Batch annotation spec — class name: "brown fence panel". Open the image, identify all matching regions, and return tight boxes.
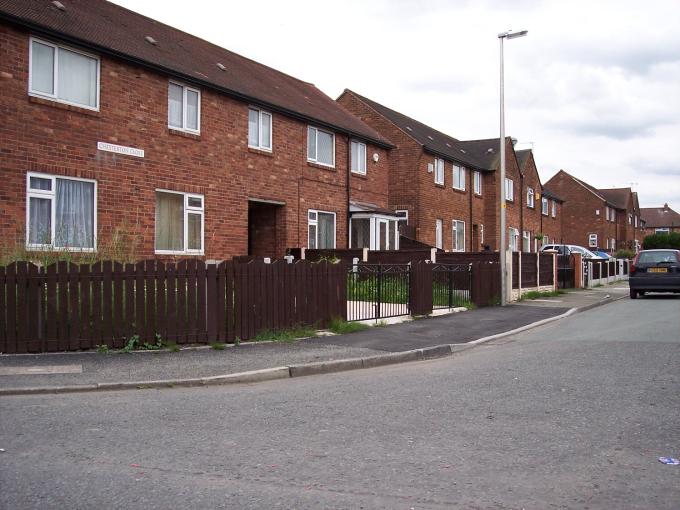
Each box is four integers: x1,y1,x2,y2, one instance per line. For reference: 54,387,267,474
176,260,187,344
135,262,146,342
57,261,69,351
367,250,431,265
522,254,538,288
113,262,125,347
156,261,167,344
512,253,519,289
470,262,501,307
79,264,92,349
27,263,41,352
410,261,433,315
44,264,57,351
539,254,554,285
102,261,114,348
436,252,499,264
124,263,135,341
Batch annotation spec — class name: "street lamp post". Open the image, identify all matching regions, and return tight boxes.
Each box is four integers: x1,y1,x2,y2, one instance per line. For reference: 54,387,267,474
498,29,527,306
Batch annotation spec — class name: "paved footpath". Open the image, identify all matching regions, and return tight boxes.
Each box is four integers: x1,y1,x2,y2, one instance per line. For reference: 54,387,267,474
0,284,626,392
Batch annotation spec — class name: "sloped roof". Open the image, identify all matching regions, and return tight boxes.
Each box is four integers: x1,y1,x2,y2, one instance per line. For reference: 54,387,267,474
640,205,680,228
0,0,391,147
516,149,532,170
599,188,632,210
542,188,563,202
342,90,494,169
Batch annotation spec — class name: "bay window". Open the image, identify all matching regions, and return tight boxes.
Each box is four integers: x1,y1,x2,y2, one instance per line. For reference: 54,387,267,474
26,173,96,250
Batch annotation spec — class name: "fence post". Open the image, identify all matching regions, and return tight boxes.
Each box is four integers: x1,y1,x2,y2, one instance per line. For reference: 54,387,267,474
518,251,522,299
552,253,557,291
430,248,437,263
300,247,306,260
362,247,368,262
376,263,382,319
536,252,540,288
505,250,513,303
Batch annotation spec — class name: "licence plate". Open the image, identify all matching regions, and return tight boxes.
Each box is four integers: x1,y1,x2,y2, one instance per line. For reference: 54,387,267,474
649,267,668,273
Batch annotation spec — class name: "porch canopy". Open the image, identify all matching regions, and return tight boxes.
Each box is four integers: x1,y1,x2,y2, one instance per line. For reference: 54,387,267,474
349,201,401,250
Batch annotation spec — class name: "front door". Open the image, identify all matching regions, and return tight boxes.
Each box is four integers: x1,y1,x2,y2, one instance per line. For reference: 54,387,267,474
377,219,389,250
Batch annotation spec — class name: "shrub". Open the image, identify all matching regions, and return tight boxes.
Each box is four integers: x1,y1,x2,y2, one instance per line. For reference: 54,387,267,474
614,249,635,260
642,232,680,250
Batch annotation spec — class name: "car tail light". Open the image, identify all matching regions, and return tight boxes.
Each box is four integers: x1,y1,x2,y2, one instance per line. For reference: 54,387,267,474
631,254,640,274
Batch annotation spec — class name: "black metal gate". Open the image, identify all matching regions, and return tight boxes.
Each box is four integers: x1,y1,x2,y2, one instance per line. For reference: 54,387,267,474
347,263,410,321
557,255,575,289
432,264,471,309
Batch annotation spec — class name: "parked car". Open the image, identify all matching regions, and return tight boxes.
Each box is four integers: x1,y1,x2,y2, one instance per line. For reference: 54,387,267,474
629,249,680,299
592,250,614,260
540,244,606,259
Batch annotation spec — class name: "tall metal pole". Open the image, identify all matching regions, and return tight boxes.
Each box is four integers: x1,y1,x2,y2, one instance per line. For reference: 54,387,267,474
499,35,507,306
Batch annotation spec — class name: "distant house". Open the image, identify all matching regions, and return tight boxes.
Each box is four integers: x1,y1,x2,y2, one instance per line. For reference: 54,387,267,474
544,170,643,252
338,89,534,252
0,0,395,260
641,204,680,236
515,149,563,250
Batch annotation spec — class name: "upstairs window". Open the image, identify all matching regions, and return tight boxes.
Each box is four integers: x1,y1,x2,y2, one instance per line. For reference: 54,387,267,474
505,178,514,202
26,173,96,250
29,37,99,110
551,200,557,217
628,214,633,225
350,141,367,174
541,197,549,215
168,82,200,133
307,127,335,167
248,108,272,150
527,188,535,208
452,165,465,190
434,158,444,185
473,171,482,195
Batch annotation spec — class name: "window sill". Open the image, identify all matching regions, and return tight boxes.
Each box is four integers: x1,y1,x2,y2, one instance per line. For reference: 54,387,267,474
26,245,96,253
169,128,201,140
452,187,466,194
307,161,336,171
155,251,205,256
248,147,274,157
28,95,100,117
434,183,445,188
351,172,368,180
474,193,483,199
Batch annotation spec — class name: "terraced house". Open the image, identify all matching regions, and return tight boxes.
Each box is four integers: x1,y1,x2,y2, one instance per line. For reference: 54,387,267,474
338,90,560,252
0,0,397,260
545,170,643,252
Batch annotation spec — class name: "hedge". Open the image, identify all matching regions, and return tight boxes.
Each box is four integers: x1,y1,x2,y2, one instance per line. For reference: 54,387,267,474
642,232,680,250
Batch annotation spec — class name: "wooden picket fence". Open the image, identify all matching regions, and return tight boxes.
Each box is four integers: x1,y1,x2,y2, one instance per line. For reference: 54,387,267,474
0,259,345,353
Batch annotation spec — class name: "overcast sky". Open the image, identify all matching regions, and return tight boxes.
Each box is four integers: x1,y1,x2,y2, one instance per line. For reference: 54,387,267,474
112,0,680,210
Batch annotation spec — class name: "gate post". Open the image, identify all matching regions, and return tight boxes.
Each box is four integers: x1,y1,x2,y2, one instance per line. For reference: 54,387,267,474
409,261,433,316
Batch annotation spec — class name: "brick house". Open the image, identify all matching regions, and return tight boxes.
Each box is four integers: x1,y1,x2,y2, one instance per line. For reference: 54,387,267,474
0,0,395,261
641,204,680,236
515,149,563,251
544,170,641,252
338,89,530,252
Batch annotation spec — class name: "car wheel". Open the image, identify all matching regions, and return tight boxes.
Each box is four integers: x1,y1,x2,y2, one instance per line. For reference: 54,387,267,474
630,289,638,300
639,291,646,296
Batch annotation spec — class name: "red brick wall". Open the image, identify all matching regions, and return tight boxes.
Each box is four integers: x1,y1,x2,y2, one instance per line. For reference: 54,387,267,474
520,153,543,251
0,24,387,259
544,171,617,249
540,200,563,245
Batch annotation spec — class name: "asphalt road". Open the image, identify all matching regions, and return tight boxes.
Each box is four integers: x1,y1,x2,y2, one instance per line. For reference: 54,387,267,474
1,295,679,509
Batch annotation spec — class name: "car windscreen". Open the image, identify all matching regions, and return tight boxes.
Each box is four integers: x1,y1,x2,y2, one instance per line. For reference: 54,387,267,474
637,251,679,264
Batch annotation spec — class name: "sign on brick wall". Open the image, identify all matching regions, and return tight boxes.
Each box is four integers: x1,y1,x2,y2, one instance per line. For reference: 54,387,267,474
97,141,144,158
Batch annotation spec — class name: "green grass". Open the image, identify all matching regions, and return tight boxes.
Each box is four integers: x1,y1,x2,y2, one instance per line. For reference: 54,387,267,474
518,289,565,301
210,342,225,350
252,324,317,342
347,275,409,304
327,317,369,334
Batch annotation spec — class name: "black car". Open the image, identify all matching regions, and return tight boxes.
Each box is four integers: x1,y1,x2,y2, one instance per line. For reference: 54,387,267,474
629,249,680,299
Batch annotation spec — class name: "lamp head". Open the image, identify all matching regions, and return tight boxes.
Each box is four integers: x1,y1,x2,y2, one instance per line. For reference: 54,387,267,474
498,29,528,39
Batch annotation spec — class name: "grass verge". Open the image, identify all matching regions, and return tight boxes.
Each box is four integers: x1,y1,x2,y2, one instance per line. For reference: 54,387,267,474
252,324,318,343
327,317,369,334
518,289,565,301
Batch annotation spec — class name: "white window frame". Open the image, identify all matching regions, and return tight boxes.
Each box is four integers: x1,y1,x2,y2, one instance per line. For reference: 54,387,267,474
350,140,367,175
248,107,272,151
509,227,520,251
154,189,205,255
522,230,531,253
473,171,482,195
452,219,465,252
434,158,444,185
551,200,557,218
307,127,336,168
168,81,201,134
588,233,598,248
26,172,98,252
655,228,670,234
541,197,549,216
480,224,484,245
527,188,535,208
307,209,336,249
28,36,101,111
634,215,638,228
452,165,465,191
628,214,632,225
395,210,409,224
505,178,514,202
435,219,443,249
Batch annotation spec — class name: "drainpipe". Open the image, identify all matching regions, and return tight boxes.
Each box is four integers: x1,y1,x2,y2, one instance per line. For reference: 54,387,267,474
346,135,351,249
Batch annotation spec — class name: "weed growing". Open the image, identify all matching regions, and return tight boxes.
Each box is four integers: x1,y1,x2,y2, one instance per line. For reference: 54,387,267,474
252,324,317,342
327,317,369,334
